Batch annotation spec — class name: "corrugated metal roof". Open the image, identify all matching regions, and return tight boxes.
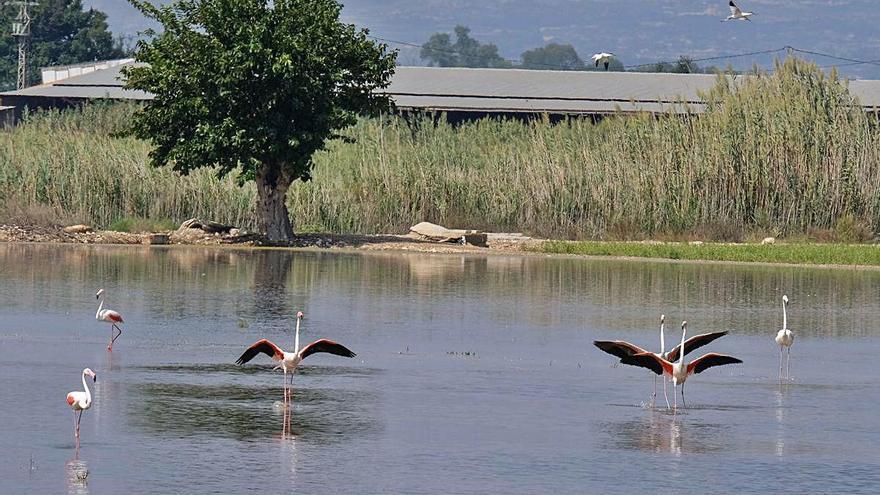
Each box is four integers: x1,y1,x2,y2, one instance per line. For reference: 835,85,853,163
3,62,880,114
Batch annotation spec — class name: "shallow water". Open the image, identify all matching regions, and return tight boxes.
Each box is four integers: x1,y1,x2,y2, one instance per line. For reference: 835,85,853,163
1,244,879,494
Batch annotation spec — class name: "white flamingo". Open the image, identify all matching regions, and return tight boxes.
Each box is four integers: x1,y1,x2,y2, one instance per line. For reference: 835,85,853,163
66,368,97,445
723,1,754,22
236,311,356,403
96,289,125,350
775,295,794,379
595,316,728,409
621,321,743,410
591,52,615,70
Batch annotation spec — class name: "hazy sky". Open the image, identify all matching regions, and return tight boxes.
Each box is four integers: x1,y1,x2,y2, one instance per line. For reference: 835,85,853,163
84,1,880,78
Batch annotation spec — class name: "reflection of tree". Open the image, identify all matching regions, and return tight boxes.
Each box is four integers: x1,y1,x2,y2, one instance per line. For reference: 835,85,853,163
253,250,296,318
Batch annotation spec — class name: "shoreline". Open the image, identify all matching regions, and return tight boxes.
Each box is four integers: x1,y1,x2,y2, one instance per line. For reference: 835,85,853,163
3,223,880,270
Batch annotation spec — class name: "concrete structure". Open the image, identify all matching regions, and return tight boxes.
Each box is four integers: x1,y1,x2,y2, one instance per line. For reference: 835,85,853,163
40,59,135,85
2,61,880,124
0,105,15,129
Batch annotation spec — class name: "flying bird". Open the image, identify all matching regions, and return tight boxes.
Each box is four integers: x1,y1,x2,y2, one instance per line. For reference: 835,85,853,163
620,321,742,410
775,295,794,380
95,288,124,351
723,1,754,22
591,52,615,70
236,311,356,403
66,368,97,446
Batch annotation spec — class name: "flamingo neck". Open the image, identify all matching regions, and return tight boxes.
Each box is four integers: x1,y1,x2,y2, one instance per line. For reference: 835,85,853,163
678,327,687,365
782,299,788,330
659,322,665,354
81,372,92,405
294,318,301,355
96,297,104,318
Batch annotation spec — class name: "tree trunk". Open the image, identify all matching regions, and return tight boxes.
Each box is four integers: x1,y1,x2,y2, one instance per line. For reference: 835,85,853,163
255,165,295,243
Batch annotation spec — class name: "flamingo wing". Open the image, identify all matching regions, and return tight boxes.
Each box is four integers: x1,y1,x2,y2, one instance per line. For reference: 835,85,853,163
665,331,728,362
105,310,124,323
235,339,284,365
299,339,356,360
593,340,648,360
620,352,671,376
687,353,742,375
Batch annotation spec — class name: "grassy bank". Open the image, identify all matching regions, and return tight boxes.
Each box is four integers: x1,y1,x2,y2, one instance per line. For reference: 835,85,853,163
1,58,879,240
536,241,880,266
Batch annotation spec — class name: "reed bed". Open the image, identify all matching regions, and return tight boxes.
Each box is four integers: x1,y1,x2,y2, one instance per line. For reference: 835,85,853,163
2,58,879,240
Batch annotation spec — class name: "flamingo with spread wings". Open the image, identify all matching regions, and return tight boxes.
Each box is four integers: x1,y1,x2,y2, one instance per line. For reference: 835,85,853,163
236,311,356,403
621,321,742,410
594,316,728,407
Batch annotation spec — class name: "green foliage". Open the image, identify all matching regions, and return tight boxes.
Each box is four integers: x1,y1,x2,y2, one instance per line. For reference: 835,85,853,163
0,0,125,90
520,43,585,71
3,58,880,241
535,241,880,266
420,25,512,68
124,0,396,240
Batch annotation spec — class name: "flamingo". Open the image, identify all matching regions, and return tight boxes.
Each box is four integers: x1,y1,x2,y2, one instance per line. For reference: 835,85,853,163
620,321,742,410
723,1,754,22
594,315,728,408
66,368,97,445
96,289,124,350
775,295,794,380
235,311,356,403
591,52,615,70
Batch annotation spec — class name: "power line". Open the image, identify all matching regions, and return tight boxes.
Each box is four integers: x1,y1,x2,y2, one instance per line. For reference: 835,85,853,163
372,35,880,74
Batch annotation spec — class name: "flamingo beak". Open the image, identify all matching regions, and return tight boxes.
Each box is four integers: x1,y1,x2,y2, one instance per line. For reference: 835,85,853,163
297,311,304,319
93,374,97,383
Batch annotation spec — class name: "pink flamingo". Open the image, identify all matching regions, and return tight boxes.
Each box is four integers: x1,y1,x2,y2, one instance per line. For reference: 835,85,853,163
621,321,742,410
96,289,124,350
236,311,356,403
66,368,97,446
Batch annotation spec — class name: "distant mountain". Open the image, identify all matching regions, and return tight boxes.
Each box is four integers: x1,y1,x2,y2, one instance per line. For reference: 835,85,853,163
84,1,880,79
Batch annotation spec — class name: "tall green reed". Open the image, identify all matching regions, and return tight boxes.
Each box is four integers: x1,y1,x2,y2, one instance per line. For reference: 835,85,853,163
2,58,878,240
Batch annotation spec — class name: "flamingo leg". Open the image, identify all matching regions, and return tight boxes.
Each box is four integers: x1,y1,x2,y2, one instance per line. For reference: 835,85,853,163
651,375,657,407
109,324,122,350
786,347,791,380
673,383,678,411
663,376,670,410
75,410,83,438
681,383,686,410
779,346,784,380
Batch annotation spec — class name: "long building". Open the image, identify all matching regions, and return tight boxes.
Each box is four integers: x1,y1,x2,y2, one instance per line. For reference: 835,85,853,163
2,60,880,123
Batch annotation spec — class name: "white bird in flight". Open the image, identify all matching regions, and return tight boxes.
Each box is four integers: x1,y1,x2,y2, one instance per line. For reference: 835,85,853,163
724,1,754,22
591,52,615,70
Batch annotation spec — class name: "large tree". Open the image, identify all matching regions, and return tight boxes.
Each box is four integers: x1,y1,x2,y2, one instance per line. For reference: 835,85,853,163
420,25,511,69
124,0,396,242
0,0,125,89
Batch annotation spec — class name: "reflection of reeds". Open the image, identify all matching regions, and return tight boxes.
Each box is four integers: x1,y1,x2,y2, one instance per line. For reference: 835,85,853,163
2,244,879,338
2,59,879,239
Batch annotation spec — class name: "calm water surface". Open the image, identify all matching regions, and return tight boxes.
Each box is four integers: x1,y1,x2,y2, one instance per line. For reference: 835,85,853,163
1,244,879,494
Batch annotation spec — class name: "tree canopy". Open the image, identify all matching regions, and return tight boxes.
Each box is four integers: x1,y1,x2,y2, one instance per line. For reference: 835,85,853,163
520,43,584,71
420,25,511,68
0,0,125,89
124,0,397,242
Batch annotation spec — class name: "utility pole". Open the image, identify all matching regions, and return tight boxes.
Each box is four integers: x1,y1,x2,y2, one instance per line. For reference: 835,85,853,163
6,1,40,89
